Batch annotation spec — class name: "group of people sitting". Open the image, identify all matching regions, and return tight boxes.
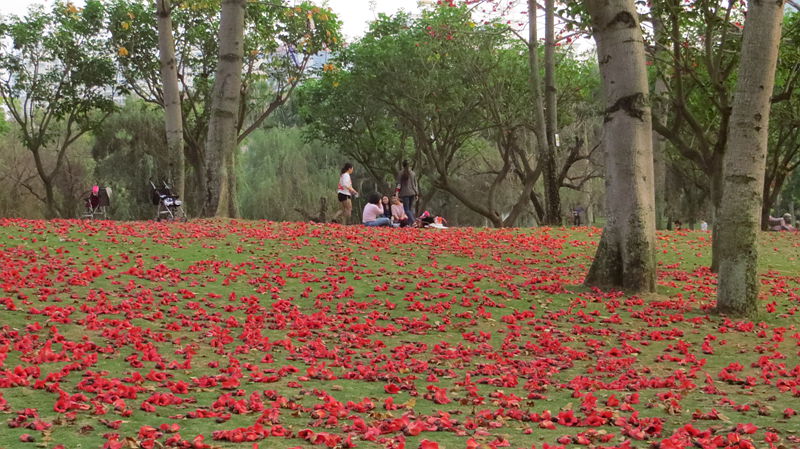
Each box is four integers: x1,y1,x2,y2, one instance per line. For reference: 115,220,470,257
333,160,444,228
362,193,413,227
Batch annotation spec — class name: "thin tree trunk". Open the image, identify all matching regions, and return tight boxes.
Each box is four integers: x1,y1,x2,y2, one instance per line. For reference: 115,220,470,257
226,146,239,217
579,122,594,225
652,16,668,230
202,0,245,217
716,0,784,316
543,0,561,224
583,0,658,292
528,0,559,226
156,0,185,204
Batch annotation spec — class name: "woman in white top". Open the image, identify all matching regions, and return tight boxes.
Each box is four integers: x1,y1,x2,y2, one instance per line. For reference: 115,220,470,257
332,163,358,225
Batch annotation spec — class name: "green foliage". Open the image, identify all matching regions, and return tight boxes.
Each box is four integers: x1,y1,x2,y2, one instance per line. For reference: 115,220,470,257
0,126,95,218
91,99,170,221
301,5,523,185
0,111,9,136
0,1,117,147
107,0,342,133
106,0,343,209
0,0,118,217
769,11,800,213
238,126,338,221
299,4,600,226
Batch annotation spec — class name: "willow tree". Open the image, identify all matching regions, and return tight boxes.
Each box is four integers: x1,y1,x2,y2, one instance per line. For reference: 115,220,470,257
716,0,785,316
583,0,657,292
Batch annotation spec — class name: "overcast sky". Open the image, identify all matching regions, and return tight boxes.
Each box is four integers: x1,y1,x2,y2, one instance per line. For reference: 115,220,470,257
0,0,427,41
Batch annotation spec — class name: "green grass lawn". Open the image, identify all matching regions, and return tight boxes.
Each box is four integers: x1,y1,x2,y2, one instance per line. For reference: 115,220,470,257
0,219,798,449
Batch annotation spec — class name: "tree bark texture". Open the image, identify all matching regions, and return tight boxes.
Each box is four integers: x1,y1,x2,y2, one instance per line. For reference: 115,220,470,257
716,0,784,316
583,0,658,292
202,0,246,217
528,0,560,225
156,0,185,203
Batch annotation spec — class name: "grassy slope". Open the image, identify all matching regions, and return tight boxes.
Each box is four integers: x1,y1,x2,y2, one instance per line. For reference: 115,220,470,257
0,219,798,449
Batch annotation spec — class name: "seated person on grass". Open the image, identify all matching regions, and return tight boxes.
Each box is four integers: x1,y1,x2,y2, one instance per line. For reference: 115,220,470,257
381,195,392,219
391,196,411,227
769,213,796,232
363,193,391,227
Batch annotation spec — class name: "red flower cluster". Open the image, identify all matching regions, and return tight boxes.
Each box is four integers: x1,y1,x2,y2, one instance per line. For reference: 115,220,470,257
0,218,797,449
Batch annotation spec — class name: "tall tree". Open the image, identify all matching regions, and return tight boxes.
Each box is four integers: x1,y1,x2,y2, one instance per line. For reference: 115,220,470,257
543,0,561,225
583,0,657,292
716,0,785,316
761,11,800,228
649,0,744,269
528,0,560,225
155,0,184,200
0,1,117,218
203,0,246,217
108,0,341,216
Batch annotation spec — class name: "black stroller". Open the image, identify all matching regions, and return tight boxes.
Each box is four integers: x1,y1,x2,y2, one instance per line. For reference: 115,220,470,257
150,180,186,221
81,185,111,219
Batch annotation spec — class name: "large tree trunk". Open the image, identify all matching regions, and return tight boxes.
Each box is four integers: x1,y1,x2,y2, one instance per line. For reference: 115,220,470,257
528,0,560,226
202,0,245,217
583,0,657,292
156,0,185,203
715,0,784,316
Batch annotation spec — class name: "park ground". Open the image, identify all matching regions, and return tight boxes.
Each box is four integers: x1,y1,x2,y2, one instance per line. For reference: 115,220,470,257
0,219,799,449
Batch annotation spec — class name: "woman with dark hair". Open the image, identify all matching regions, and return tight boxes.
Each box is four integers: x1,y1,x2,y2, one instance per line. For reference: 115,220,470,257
395,160,419,219
332,163,358,225
362,193,391,227
381,195,392,219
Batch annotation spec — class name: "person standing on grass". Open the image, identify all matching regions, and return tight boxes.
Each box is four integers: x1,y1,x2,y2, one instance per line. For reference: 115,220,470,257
363,193,391,227
395,160,419,220
332,163,358,225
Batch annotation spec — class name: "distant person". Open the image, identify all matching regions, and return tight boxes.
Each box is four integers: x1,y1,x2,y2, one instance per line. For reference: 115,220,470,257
391,196,410,227
769,213,796,231
700,220,708,232
363,193,391,227
572,208,581,226
674,220,682,231
395,160,419,220
332,163,358,225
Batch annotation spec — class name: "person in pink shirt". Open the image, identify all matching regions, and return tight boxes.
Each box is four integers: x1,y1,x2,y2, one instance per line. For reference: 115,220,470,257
363,193,391,227
391,196,410,227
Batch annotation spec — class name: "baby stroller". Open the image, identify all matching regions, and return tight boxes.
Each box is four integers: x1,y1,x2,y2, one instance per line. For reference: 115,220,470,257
81,185,111,219
150,180,186,221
